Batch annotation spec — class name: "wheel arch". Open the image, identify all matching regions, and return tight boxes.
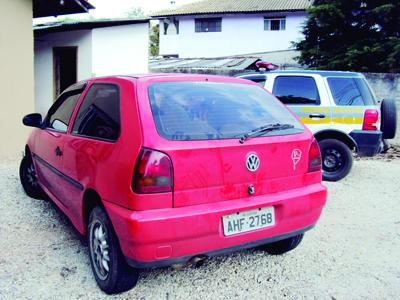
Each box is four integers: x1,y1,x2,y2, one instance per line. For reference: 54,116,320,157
82,188,105,236
314,130,357,151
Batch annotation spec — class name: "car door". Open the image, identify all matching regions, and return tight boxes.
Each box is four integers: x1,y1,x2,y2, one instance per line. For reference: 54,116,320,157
269,75,333,133
33,90,82,207
325,76,378,132
61,82,122,224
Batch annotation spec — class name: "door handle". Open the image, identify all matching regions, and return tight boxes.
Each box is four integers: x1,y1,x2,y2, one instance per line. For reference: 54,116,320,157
309,114,326,118
55,146,63,157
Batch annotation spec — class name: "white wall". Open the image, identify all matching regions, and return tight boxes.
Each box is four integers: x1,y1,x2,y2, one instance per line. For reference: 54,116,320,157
0,0,34,160
92,23,149,76
34,30,92,115
159,12,307,58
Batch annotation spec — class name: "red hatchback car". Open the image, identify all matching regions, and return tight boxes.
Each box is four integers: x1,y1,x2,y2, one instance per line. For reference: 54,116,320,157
20,74,327,294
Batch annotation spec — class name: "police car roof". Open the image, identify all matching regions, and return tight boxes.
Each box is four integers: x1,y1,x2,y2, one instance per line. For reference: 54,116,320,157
236,70,364,78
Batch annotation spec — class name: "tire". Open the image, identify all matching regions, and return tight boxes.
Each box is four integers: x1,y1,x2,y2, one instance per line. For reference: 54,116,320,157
319,139,353,182
259,234,304,255
382,139,391,153
19,155,46,199
88,206,139,294
381,99,397,139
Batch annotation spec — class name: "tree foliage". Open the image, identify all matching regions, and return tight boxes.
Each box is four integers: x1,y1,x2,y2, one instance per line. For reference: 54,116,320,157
125,7,146,18
294,0,400,72
150,24,160,57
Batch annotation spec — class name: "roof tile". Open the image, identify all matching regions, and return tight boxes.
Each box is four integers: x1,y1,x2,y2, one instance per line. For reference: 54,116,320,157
152,0,313,17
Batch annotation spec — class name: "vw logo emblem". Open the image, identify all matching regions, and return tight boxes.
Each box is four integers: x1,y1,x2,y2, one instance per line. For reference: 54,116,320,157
246,153,260,172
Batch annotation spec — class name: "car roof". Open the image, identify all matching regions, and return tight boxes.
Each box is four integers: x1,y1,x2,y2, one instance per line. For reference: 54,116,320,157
76,73,258,91
236,70,364,78
119,73,237,80
88,73,253,83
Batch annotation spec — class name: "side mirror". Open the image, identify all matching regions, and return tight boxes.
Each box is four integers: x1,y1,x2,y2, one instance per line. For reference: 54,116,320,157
23,113,42,128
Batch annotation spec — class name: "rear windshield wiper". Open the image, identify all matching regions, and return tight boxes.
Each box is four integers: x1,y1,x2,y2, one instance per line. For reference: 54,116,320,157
239,123,294,144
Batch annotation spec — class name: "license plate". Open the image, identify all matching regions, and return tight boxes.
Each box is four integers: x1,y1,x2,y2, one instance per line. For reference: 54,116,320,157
222,206,275,236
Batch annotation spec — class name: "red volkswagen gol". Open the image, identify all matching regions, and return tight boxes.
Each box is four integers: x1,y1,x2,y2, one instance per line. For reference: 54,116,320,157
20,74,327,294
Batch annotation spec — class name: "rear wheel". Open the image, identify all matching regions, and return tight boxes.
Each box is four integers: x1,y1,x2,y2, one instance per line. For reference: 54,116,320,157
88,206,139,294
19,154,46,199
382,139,391,153
319,139,353,182
259,234,304,255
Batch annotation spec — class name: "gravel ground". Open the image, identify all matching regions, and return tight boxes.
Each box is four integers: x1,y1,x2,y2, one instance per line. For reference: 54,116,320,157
1,158,400,299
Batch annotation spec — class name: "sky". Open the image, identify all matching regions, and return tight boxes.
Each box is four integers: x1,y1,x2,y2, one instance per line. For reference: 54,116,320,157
34,0,199,24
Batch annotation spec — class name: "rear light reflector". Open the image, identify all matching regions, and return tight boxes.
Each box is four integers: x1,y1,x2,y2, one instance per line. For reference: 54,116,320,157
308,139,322,173
362,109,379,130
133,149,173,194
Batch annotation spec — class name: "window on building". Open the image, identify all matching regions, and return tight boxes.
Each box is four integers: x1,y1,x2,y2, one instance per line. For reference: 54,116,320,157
163,18,179,35
72,84,121,141
264,17,286,31
272,76,320,105
195,18,222,32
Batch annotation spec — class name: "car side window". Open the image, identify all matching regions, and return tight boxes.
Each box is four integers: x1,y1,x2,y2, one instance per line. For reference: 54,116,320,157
272,76,320,105
72,83,120,141
45,93,81,132
327,77,376,106
242,76,266,86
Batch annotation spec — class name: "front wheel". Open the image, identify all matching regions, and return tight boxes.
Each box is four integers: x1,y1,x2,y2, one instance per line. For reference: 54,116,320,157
88,206,139,294
19,155,46,199
259,234,304,255
319,139,353,182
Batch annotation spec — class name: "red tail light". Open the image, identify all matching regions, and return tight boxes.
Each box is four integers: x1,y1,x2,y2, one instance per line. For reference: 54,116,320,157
133,149,173,193
308,139,322,173
362,109,379,130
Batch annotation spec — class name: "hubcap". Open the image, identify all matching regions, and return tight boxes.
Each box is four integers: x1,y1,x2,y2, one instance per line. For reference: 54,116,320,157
26,161,38,187
90,221,110,280
323,148,343,172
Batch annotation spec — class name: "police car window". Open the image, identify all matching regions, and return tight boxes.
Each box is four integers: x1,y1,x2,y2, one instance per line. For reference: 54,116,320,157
242,76,266,86
272,76,320,105
328,77,376,106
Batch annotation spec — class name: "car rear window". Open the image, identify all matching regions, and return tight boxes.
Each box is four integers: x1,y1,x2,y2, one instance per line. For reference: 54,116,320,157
148,82,304,141
327,77,377,106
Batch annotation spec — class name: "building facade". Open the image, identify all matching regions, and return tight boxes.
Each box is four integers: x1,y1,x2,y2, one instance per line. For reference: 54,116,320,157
0,0,93,160
153,0,312,58
0,0,34,160
34,20,149,116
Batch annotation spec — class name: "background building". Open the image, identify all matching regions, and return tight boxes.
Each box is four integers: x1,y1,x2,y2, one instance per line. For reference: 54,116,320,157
34,19,149,115
152,0,311,58
0,0,93,161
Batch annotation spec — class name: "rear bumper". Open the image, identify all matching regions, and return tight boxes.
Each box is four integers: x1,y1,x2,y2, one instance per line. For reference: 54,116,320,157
104,183,327,268
350,130,382,156
126,225,314,268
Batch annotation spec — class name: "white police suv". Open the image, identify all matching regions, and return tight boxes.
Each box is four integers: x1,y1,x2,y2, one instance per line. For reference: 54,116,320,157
237,69,397,181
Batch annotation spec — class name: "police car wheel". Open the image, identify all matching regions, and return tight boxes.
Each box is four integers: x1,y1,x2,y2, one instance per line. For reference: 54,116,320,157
319,139,353,182
381,99,397,140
